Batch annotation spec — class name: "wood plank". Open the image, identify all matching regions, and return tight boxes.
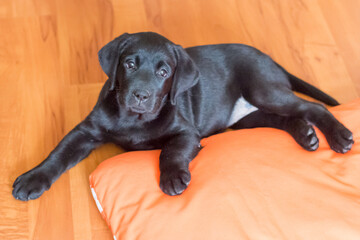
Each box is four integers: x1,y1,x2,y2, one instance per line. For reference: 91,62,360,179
319,0,360,96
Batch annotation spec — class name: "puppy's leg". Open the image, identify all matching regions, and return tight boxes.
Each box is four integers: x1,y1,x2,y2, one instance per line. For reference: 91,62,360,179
159,132,200,196
12,115,105,201
244,87,353,153
230,110,319,151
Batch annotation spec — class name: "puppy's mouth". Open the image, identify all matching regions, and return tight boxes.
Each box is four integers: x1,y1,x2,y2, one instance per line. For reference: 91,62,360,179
129,106,156,121
129,106,149,114
126,94,168,119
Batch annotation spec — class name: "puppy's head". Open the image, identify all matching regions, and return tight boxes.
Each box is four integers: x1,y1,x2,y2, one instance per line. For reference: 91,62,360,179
98,32,199,119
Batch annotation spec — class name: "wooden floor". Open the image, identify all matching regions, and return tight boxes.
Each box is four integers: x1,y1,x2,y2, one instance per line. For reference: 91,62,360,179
1,0,360,239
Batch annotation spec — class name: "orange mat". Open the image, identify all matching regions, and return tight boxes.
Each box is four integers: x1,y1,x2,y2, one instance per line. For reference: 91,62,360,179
90,99,360,240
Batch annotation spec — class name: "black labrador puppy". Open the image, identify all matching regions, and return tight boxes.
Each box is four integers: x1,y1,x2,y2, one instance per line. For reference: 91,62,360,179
13,32,353,200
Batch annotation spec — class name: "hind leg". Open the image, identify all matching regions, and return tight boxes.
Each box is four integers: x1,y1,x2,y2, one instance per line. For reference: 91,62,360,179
243,87,353,153
231,110,319,151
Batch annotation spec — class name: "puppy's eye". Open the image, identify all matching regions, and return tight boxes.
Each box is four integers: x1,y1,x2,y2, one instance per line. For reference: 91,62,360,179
159,69,168,78
125,61,136,69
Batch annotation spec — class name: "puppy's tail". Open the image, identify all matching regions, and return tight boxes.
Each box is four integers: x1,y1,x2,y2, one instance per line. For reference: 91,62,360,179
276,63,340,106
288,73,339,106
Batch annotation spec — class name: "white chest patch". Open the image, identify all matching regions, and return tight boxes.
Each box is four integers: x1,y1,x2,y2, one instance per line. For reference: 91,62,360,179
227,97,258,127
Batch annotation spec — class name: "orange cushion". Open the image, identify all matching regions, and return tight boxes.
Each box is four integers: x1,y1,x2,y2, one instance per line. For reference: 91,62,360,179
89,99,360,240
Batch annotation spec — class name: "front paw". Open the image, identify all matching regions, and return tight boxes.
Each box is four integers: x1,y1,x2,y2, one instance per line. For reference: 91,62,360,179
159,168,191,196
12,169,52,201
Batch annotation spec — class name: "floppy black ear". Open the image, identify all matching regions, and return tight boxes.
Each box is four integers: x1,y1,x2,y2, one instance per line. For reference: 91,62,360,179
170,45,200,105
98,33,131,91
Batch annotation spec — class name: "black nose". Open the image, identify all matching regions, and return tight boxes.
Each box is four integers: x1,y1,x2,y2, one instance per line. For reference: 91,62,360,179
133,90,150,103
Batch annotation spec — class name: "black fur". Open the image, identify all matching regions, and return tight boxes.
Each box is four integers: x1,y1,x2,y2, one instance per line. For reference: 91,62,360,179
13,32,353,200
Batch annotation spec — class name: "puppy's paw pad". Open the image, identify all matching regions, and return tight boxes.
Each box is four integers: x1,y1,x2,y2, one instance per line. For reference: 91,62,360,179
329,128,354,153
294,124,319,151
12,171,51,201
159,169,191,196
